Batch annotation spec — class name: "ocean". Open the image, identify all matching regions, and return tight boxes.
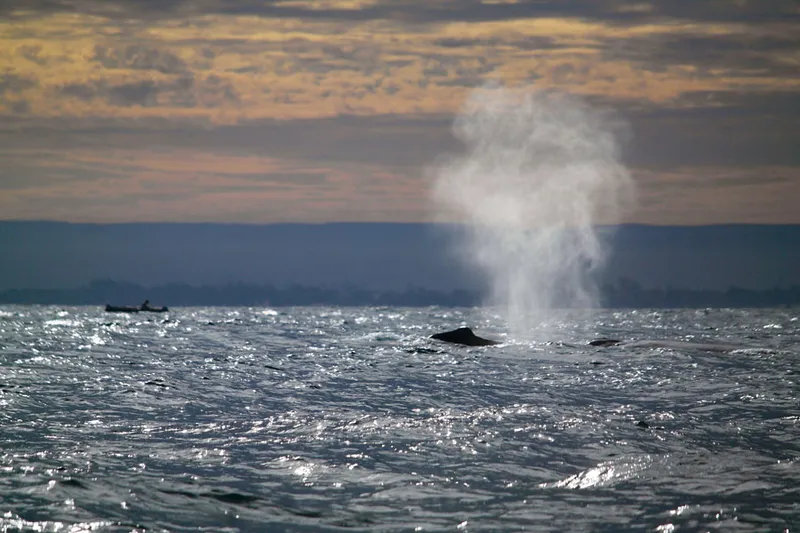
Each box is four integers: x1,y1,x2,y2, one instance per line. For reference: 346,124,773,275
1,305,798,532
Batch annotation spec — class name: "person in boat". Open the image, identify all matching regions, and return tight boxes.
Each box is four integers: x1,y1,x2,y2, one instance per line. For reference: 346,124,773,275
140,300,151,311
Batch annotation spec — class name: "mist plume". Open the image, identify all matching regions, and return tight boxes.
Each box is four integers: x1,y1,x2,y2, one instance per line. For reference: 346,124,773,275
431,85,636,339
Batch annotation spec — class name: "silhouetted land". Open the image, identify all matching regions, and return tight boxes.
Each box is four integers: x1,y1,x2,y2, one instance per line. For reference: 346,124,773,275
1,279,798,308
2,222,799,295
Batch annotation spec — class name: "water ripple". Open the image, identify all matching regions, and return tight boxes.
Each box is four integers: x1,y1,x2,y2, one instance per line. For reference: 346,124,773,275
1,305,798,531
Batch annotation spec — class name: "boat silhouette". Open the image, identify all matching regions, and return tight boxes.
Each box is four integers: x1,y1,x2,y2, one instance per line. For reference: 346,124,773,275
105,300,168,313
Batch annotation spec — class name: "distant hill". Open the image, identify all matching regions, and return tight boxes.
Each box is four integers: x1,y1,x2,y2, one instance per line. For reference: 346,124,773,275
602,224,800,292
0,221,474,292
1,222,798,298
1,279,798,308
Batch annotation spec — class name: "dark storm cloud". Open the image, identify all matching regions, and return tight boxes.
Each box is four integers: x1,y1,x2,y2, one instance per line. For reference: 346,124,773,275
2,0,796,24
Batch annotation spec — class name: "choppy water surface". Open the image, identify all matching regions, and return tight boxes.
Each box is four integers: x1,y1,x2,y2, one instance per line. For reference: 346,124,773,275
1,305,798,532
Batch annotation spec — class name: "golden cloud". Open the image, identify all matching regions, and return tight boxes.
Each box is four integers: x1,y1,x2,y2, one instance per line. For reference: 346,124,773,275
1,11,797,123
1,5,797,225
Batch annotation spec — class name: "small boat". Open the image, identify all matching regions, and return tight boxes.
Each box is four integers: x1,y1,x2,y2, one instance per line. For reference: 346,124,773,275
105,304,169,313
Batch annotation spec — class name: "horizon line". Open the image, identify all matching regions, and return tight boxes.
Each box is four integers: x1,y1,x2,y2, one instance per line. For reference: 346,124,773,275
3,220,800,228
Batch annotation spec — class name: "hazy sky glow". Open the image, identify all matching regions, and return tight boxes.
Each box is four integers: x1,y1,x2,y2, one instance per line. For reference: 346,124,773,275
1,0,798,224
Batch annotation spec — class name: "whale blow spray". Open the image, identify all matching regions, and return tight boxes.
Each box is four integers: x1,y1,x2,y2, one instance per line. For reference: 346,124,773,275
431,85,635,339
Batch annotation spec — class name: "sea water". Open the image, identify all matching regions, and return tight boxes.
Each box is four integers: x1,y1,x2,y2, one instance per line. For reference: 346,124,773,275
1,305,798,532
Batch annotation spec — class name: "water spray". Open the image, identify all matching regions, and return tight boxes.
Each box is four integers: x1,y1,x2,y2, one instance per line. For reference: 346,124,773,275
431,84,635,340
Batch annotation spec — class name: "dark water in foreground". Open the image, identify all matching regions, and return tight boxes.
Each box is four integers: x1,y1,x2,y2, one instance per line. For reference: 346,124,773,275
1,305,798,532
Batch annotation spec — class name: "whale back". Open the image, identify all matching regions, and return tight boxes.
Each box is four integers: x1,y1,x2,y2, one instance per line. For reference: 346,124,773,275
431,327,501,346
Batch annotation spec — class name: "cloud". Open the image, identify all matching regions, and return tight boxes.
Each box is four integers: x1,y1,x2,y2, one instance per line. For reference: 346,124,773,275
2,3,796,124
631,166,800,225
2,0,797,25
107,80,161,107
603,31,800,78
618,89,800,169
0,144,426,223
2,138,797,224
17,45,50,66
0,71,37,114
2,89,798,170
433,35,561,50
674,90,800,115
1,111,798,225
59,82,96,101
0,0,798,225
92,44,189,74
0,114,460,171
53,75,237,109
0,71,37,95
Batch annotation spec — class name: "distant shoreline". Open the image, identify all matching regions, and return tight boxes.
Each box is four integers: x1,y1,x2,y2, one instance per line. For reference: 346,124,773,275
3,222,799,305
2,280,798,309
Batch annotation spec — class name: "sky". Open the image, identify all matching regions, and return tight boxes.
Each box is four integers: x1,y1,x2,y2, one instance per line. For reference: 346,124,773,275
0,0,798,225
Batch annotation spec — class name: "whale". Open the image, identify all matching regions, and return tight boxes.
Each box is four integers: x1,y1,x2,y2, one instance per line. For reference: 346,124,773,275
432,328,740,352
589,338,622,347
589,338,741,352
431,327,501,347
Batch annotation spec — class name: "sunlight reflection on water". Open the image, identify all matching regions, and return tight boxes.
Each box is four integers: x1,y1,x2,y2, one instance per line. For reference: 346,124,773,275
0,305,798,531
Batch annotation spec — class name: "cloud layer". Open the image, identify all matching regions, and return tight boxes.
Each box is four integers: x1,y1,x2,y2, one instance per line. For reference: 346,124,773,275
1,0,798,223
